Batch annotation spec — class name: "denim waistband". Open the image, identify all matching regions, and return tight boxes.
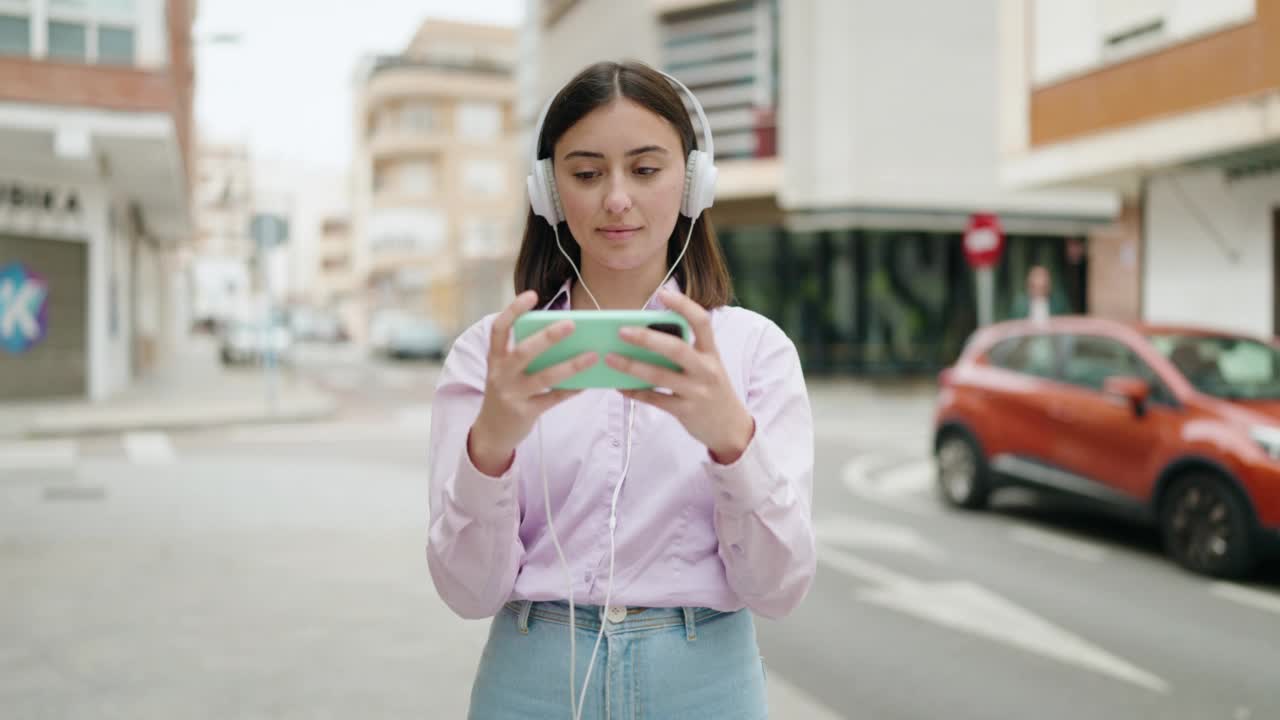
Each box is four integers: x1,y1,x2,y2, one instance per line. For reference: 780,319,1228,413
503,600,728,640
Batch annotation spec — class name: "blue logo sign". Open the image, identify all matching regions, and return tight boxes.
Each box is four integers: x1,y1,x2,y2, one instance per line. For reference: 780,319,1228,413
0,263,49,354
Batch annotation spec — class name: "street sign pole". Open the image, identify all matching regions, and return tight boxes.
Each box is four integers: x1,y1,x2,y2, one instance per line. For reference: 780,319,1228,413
963,213,1005,328
262,248,276,413
976,266,994,328
250,213,288,415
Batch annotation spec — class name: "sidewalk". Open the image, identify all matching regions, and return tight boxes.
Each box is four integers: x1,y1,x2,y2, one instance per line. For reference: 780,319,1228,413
0,335,337,439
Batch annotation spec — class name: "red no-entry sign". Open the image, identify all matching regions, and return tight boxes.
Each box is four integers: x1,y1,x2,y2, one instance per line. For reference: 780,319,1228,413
963,213,1004,269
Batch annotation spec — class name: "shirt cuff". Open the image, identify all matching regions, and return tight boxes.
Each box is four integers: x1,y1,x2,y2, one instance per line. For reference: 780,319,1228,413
705,426,784,515
452,446,519,521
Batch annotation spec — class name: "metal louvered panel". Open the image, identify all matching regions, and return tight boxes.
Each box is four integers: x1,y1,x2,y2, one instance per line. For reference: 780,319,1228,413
687,82,755,110
671,58,756,88
660,6,756,44
703,106,757,132
664,32,757,67
661,0,775,159
715,130,757,158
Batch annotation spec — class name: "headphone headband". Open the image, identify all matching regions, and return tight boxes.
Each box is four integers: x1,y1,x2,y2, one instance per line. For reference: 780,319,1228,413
529,67,715,167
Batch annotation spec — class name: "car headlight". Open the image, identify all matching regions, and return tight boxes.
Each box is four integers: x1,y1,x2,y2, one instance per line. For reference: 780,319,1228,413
1251,426,1280,460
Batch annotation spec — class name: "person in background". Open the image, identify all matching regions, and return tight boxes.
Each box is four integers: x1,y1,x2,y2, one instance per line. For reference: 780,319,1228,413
1012,265,1068,322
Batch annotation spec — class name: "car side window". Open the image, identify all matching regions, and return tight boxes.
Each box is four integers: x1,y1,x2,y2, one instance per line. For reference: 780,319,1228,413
1063,335,1175,405
990,334,1058,379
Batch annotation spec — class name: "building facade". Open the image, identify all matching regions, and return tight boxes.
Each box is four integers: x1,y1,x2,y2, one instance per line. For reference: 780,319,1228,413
0,0,195,401
523,0,1119,374
350,20,520,339
189,141,252,330
1001,0,1279,339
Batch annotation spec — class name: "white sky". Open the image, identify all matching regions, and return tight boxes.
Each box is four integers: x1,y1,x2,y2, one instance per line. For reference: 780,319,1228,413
194,0,524,174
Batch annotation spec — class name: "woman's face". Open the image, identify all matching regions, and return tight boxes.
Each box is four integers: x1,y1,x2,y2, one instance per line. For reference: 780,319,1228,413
553,97,686,278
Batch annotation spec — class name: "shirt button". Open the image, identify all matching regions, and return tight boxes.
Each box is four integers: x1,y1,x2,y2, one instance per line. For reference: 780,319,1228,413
606,605,627,624
611,437,620,447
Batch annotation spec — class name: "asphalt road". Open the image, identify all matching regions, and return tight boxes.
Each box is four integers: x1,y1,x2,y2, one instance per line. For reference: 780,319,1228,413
3,349,1278,719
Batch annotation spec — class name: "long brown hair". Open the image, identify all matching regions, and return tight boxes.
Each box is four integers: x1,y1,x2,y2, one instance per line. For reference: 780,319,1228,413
513,60,733,309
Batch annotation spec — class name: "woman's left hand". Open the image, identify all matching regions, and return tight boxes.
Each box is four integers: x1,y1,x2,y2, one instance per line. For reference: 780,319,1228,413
607,288,755,464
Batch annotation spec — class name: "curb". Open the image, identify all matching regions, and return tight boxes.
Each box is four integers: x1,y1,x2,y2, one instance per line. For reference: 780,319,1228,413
5,397,340,440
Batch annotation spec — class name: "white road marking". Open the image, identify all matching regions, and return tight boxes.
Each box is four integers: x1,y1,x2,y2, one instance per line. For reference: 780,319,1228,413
0,439,77,470
878,458,936,496
1211,582,1280,616
815,514,947,562
1009,525,1109,563
842,454,940,517
122,432,176,465
817,543,1169,694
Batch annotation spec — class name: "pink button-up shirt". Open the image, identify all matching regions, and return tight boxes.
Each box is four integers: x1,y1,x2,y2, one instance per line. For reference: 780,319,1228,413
427,279,815,620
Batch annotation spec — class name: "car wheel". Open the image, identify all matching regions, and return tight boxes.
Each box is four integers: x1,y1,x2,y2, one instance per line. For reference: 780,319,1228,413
1160,473,1256,578
935,430,990,510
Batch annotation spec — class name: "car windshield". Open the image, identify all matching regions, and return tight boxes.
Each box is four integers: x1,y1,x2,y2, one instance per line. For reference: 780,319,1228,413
1149,333,1280,400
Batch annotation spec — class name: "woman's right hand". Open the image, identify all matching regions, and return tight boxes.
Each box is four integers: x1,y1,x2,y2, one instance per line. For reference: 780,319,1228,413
468,290,597,476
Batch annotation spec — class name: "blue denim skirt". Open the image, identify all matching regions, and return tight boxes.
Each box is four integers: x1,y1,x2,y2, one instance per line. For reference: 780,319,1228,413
468,600,768,719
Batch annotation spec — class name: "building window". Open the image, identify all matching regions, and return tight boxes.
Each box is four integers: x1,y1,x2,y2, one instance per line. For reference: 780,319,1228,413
97,25,134,64
463,159,505,195
463,219,505,257
402,101,438,132
398,159,436,196
457,101,502,140
0,11,30,55
368,208,446,257
660,0,778,160
47,19,86,59
47,0,136,65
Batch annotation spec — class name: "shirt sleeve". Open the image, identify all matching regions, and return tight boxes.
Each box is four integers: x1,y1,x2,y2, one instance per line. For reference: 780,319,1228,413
426,316,525,620
707,317,816,619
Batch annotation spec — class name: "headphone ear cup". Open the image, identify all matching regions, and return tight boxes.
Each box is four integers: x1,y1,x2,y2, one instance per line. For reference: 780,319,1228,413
681,150,717,218
546,163,565,224
681,152,699,218
527,159,564,225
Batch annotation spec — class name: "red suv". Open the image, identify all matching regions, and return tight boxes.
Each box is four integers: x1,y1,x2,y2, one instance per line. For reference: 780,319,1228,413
933,316,1280,578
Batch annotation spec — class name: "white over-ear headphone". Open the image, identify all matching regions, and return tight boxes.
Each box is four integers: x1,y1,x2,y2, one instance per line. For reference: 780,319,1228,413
526,68,718,224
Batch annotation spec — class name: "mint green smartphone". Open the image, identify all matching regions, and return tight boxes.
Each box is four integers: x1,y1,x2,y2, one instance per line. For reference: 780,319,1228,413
513,310,691,390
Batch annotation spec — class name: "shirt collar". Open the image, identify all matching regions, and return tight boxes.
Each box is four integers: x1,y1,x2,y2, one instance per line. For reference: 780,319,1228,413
542,276,683,311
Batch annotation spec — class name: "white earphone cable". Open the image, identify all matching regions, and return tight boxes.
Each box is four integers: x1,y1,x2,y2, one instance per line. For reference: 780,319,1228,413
539,219,696,720
553,222,602,312
538,416,577,719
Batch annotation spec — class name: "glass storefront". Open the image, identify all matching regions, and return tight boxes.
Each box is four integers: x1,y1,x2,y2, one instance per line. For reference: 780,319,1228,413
719,227,1088,374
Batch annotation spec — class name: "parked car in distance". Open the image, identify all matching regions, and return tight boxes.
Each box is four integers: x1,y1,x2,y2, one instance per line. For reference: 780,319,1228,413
219,318,293,366
289,306,347,343
934,315,1280,578
368,309,413,354
383,316,449,360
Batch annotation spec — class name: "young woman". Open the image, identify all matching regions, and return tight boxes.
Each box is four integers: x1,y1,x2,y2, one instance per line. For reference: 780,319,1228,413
428,60,815,719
